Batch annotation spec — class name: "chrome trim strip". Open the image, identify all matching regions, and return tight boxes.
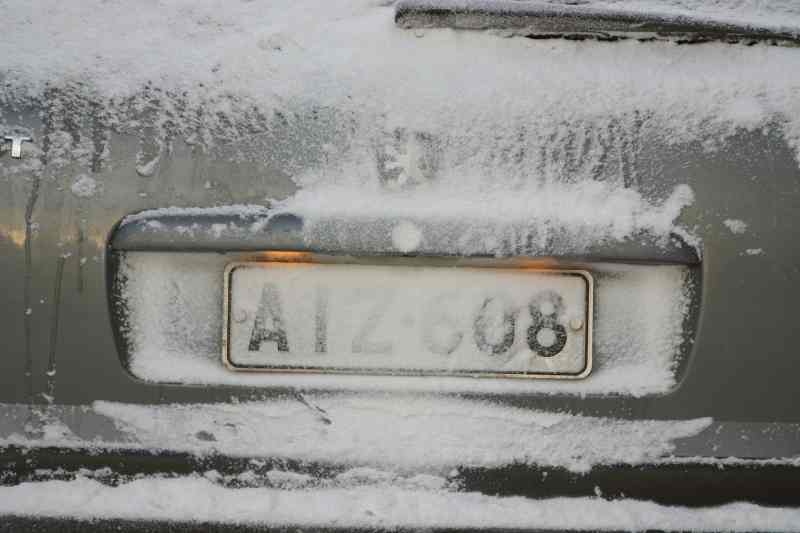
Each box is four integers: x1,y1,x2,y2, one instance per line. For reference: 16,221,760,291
395,0,800,43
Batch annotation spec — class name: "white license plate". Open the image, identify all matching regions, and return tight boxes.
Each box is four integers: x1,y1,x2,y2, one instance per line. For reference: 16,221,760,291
223,261,592,378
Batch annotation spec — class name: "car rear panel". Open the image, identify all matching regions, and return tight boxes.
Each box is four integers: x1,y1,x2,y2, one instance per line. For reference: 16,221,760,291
2,0,800,529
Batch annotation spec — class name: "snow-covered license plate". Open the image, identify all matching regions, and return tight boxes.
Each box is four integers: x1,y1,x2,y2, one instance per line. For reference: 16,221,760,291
223,262,592,378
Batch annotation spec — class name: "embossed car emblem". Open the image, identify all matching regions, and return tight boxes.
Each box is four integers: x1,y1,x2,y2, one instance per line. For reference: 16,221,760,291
2,134,33,159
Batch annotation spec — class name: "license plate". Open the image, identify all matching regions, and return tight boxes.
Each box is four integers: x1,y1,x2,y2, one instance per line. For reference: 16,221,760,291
223,260,592,378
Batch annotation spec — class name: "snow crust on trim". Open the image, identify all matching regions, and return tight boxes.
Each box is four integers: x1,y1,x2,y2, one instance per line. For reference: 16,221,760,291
121,205,270,225
116,181,696,258
88,397,710,473
2,475,799,531
2,403,797,470
272,182,696,257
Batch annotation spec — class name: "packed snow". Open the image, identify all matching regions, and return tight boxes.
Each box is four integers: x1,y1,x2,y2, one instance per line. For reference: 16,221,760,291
89,397,711,473
2,475,800,531
0,397,715,475
5,402,800,473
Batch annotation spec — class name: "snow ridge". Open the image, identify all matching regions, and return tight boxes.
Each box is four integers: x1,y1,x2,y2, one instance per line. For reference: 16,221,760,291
2,475,800,531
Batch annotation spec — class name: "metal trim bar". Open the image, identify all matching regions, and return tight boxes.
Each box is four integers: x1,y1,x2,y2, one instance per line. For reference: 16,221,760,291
110,210,700,264
395,0,800,43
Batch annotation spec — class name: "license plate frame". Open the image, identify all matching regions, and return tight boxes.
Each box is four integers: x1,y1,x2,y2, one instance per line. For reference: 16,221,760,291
222,257,593,379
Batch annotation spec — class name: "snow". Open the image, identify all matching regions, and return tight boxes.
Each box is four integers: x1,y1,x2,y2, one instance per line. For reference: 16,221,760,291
0,398,711,473
264,470,316,489
89,396,710,473
2,475,800,531
273,182,696,257
391,220,423,252
122,205,269,224
723,219,748,234
119,253,691,396
69,174,99,198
